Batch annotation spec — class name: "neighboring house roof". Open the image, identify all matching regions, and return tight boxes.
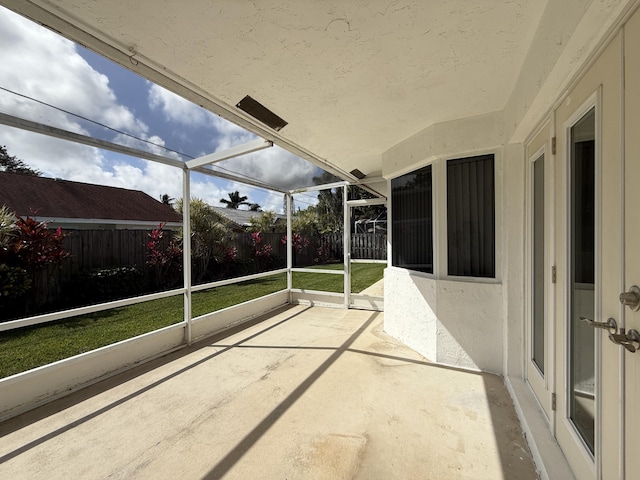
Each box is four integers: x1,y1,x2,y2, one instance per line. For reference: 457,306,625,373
210,206,285,230
0,172,182,227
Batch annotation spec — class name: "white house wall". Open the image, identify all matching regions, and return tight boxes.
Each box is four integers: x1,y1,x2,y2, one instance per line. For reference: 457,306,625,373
502,142,526,379
384,270,504,373
382,111,505,374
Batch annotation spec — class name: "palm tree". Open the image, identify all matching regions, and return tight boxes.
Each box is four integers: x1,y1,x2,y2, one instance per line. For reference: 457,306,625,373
160,193,175,207
220,191,249,209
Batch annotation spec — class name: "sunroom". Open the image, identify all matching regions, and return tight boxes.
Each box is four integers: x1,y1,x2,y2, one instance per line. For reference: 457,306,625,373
2,1,640,479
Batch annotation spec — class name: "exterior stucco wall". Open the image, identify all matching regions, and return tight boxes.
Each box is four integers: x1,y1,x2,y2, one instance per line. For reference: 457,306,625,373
384,268,503,373
384,268,438,361
502,143,526,378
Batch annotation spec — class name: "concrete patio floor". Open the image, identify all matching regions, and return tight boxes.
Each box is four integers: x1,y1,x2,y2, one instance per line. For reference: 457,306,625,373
0,305,538,479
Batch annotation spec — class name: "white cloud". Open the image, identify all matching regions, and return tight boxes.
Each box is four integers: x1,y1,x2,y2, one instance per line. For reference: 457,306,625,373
0,8,148,138
148,84,211,127
215,145,321,190
148,83,256,153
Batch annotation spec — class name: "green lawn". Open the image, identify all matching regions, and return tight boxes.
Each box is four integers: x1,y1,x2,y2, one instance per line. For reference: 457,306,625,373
0,263,384,378
293,262,385,293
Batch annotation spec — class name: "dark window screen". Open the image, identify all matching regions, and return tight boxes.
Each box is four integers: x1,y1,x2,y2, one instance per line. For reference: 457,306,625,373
447,154,495,277
391,165,433,273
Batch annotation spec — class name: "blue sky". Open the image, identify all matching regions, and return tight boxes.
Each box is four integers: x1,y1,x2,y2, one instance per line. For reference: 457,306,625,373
0,6,322,212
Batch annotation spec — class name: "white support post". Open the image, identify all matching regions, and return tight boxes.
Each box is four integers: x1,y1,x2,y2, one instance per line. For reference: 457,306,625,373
182,168,193,344
286,193,293,302
343,185,351,308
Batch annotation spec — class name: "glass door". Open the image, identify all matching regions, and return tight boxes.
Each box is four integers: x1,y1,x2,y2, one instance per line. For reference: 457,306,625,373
568,107,596,454
526,125,553,421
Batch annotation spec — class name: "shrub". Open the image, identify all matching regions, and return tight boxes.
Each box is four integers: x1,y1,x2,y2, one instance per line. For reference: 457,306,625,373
0,215,70,314
11,216,69,269
0,205,18,253
146,223,183,289
0,264,31,298
68,266,146,305
250,232,274,272
0,264,31,321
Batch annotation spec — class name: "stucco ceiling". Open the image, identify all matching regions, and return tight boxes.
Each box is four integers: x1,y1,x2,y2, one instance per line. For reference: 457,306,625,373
3,0,550,181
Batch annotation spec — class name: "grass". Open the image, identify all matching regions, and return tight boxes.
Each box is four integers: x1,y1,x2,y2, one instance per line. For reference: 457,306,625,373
293,262,385,293
0,263,384,378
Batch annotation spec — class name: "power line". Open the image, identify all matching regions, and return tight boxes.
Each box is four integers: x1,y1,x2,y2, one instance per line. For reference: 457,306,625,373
0,86,194,159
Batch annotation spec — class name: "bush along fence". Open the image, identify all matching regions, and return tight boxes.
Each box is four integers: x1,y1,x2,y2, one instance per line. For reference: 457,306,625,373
0,220,387,321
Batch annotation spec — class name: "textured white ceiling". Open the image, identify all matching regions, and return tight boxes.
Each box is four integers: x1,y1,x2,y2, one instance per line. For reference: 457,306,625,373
4,1,550,179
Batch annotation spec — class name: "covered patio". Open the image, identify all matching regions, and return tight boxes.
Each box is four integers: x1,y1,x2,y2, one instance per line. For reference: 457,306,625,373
0,305,536,479
4,1,640,478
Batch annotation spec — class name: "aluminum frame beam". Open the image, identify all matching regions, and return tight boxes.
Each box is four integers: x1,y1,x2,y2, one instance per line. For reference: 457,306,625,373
185,138,272,170
0,112,184,168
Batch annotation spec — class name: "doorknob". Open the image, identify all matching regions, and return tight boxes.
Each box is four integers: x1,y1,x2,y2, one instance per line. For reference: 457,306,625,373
619,285,640,311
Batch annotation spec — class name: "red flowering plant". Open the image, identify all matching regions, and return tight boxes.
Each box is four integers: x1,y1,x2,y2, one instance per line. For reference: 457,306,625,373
224,245,238,261
281,232,310,267
146,223,183,289
0,215,70,315
250,231,273,272
11,216,70,269
280,232,309,254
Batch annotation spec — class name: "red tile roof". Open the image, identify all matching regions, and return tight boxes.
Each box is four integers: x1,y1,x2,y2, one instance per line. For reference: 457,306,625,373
0,172,182,223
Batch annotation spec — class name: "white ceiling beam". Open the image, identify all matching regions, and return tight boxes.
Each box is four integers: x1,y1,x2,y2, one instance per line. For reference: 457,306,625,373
290,180,348,194
351,176,385,185
185,138,273,170
346,198,387,206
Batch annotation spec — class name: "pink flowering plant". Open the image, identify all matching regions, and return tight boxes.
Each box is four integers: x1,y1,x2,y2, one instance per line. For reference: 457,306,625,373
11,215,70,269
250,232,273,271
146,223,183,288
280,232,309,254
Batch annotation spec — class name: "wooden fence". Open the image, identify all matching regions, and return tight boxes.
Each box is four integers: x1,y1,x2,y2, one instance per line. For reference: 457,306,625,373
62,229,154,274
320,233,387,261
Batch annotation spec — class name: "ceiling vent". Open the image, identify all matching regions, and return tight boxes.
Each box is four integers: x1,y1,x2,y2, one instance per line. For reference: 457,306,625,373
236,95,288,131
350,169,366,179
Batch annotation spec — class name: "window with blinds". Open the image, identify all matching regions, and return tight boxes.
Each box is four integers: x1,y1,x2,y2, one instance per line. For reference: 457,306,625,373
446,154,495,278
391,164,433,273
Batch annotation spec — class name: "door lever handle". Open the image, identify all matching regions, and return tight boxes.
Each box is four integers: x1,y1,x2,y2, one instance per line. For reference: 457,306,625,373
624,329,640,353
580,316,617,334
606,328,640,353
